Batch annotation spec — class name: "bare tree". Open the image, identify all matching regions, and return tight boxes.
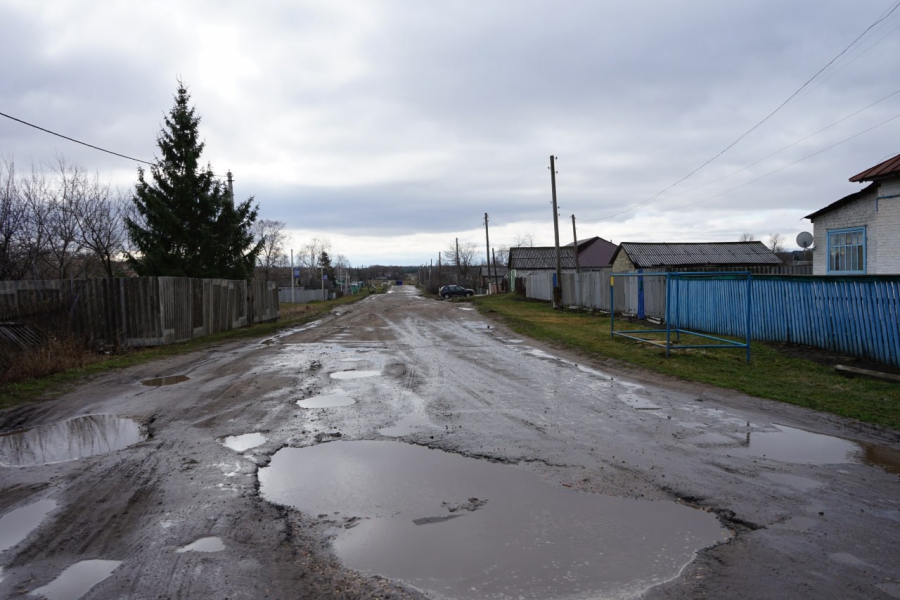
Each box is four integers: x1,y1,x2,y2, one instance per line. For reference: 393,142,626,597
445,240,478,287
253,219,289,281
76,177,129,278
19,163,53,279
512,232,535,247
738,232,755,242
44,157,89,279
767,232,785,253
0,158,29,280
494,245,510,268
299,237,331,286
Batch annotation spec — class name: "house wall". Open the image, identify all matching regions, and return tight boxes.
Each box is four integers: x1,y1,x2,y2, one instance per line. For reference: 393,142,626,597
874,179,900,274
611,252,635,272
811,182,900,275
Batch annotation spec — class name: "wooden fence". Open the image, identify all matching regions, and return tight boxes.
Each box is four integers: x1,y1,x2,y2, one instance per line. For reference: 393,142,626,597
524,271,900,368
0,277,279,347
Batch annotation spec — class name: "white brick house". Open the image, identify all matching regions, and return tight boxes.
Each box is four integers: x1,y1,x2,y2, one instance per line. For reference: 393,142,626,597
805,153,900,275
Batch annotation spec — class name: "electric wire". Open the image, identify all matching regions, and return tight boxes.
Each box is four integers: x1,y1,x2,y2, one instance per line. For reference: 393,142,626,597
598,0,900,221
0,110,153,165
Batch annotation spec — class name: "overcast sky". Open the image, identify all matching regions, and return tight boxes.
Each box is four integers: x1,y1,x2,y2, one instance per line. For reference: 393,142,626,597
3,0,900,265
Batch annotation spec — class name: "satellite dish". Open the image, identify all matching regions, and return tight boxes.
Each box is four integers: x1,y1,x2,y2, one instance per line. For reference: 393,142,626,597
796,232,813,249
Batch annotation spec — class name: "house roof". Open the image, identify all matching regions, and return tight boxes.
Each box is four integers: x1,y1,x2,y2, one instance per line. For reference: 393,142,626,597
613,242,782,269
849,151,900,182
479,265,509,277
804,182,878,220
563,236,611,249
508,246,577,270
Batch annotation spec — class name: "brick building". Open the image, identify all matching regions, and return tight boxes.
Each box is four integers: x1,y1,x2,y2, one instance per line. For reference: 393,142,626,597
805,152,900,275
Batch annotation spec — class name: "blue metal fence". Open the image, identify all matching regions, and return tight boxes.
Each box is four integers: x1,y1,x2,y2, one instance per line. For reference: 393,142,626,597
669,275,900,368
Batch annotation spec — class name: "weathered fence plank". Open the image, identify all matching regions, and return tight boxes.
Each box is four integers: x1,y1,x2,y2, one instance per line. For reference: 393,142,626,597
0,277,279,348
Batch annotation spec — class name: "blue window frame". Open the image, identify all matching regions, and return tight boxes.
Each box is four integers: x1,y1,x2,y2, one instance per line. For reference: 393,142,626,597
827,227,866,274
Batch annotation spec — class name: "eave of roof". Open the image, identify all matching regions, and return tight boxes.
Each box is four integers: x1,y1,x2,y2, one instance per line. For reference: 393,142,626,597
804,182,878,220
850,152,900,182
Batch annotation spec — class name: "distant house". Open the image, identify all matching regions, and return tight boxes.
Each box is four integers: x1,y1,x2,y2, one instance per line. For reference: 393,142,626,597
610,242,782,272
805,152,900,275
508,246,577,280
562,236,618,268
478,265,509,291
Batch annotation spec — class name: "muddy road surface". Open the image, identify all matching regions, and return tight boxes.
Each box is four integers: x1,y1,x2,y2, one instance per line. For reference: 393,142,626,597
1,286,899,599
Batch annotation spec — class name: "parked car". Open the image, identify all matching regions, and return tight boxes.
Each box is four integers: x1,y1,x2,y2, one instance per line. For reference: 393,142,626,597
439,284,474,299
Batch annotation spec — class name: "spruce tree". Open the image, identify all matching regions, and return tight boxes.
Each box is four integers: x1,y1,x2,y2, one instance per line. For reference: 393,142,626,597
126,81,261,279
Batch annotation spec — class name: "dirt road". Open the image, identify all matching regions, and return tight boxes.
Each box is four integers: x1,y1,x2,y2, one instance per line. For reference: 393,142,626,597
1,286,898,599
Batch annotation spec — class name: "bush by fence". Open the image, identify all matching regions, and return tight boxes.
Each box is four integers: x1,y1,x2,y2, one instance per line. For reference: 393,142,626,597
0,277,279,348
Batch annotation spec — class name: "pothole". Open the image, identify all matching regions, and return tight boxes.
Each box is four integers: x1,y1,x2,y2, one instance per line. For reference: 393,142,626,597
258,441,729,600
176,536,225,553
329,370,379,380
0,415,147,467
222,433,267,452
141,375,189,386
0,499,57,553
31,559,121,600
716,424,900,473
297,391,357,409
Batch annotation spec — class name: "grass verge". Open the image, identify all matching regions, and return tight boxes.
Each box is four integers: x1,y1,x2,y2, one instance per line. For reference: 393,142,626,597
0,292,372,411
474,294,900,430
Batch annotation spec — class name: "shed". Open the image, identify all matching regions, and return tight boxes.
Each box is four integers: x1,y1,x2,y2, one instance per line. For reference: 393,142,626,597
610,242,782,272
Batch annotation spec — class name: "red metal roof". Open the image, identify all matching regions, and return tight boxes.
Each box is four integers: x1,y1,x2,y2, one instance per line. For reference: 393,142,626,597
849,152,900,182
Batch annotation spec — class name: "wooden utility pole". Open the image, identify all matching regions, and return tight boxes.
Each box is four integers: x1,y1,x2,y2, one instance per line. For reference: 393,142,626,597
484,213,493,294
438,252,442,286
455,238,461,285
550,155,562,308
492,248,500,290
571,214,580,274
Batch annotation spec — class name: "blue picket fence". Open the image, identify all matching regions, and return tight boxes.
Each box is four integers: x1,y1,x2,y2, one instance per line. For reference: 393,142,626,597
668,275,900,368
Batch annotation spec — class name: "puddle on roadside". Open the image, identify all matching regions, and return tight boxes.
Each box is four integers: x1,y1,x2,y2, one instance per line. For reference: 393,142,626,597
330,370,379,380
259,441,729,600
176,536,225,553
719,425,900,474
141,375,189,386
222,433,267,452
0,415,146,467
0,499,57,553
297,391,357,409
31,559,121,600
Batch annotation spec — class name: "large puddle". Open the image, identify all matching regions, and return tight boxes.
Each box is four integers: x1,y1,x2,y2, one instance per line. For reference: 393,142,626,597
330,370,379,380
176,536,225,553
711,425,900,474
0,499,57,553
259,441,729,600
222,433,267,452
0,415,146,467
31,559,121,600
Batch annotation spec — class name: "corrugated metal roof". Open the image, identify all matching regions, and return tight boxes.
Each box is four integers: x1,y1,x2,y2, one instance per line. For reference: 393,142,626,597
850,152,900,182
479,266,509,277
619,242,782,268
508,246,577,270
805,182,878,220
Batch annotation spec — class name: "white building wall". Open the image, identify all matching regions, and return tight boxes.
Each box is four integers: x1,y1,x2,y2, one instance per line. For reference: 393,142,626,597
874,179,900,274
811,187,878,275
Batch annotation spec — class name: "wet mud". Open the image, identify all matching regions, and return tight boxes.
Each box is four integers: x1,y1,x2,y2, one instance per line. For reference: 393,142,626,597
140,375,189,386
1,284,898,599
31,560,121,600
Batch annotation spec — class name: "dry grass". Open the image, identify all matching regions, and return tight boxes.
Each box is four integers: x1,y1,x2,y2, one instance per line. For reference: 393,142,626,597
0,334,102,387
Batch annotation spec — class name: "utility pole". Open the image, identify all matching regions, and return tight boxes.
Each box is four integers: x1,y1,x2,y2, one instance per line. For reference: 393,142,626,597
227,170,234,201
492,248,500,290
550,155,562,308
438,252,442,286
484,213,493,294
571,214,580,274
455,238,461,285
290,248,295,303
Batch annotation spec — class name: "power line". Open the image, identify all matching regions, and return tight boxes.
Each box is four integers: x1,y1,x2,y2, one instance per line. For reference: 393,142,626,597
0,110,153,165
664,110,900,212
599,0,900,221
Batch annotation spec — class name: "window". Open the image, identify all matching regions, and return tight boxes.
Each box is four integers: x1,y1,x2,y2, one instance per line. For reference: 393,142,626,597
827,227,866,274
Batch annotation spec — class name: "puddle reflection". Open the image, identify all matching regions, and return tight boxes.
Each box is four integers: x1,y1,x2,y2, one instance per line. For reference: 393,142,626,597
0,499,57,553
330,370,379,381
141,375,189,386
297,391,357,409
0,415,146,467
176,536,225,553
720,425,900,473
31,559,121,600
259,441,728,600
222,433,267,452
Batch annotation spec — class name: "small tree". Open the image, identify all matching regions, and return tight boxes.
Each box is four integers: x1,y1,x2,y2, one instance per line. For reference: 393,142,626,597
767,232,785,253
738,232,755,242
253,219,288,281
126,81,261,279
